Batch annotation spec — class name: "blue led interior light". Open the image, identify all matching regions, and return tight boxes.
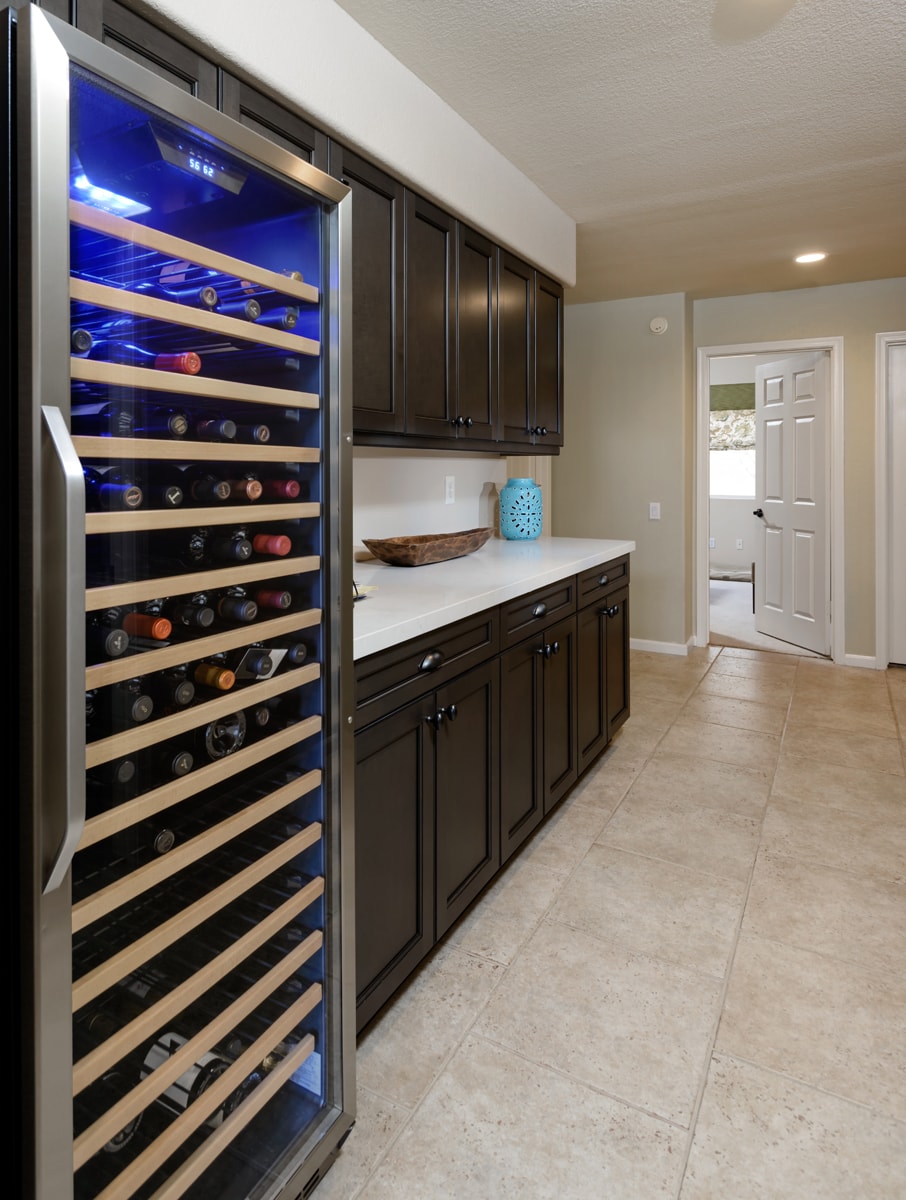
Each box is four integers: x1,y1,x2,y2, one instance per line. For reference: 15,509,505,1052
72,172,151,218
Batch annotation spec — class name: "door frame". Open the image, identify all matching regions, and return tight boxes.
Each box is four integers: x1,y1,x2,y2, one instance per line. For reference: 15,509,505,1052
875,331,906,668
694,338,844,662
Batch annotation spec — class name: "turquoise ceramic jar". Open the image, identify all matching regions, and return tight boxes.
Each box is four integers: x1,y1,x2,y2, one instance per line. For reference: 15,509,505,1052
499,477,542,540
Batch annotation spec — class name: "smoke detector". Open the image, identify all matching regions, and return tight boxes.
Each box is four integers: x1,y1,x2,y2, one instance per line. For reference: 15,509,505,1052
649,317,668,335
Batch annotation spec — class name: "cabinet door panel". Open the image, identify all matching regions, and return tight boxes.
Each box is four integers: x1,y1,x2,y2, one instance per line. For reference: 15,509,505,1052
329,144,405,435
75,1,218,103
457,225,497,442
354,697,435,1032
220,75,328,170
497,251,534,445
534,272,564,447
543,615,578,811
435,660,500,937
499,640,543,863
605,584,631,740
577,602,608,773
405,193,456,439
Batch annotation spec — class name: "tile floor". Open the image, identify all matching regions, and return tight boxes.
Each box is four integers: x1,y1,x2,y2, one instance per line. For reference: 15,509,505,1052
318,646,906,1199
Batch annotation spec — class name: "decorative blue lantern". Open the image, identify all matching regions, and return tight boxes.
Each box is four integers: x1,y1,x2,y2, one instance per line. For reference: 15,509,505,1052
499,477,542,540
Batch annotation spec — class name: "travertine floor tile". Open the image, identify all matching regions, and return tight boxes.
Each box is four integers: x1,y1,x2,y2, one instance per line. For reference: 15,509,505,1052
443,855,568,966
475,919,723,1124
356,943,503,1109
780,723,904,775
514,793,612,875
716,933,906,1122
312,1085,411,1200
760,796,906,883
770,753,906,822
786,693,900,739
357,1035,686,1200
678,691,788,735
640,748,772,818
694,668,794,708
706,655,798,686
600,786,761,882
659,718,780,772
743,852,906,974
549,843,747,976
680,1053,906,1200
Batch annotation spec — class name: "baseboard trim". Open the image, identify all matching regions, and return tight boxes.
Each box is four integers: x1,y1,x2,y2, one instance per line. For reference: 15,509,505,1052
630,637,690,657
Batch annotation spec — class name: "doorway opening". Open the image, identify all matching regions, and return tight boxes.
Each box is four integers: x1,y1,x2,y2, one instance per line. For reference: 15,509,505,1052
695,338,844,661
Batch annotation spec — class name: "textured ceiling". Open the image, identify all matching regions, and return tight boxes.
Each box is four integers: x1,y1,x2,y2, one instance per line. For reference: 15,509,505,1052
334,0,906,303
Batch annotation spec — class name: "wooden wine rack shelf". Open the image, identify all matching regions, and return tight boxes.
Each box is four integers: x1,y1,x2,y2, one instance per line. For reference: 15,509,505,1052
85,500,320,535
72,436,321,464
70,198,321,306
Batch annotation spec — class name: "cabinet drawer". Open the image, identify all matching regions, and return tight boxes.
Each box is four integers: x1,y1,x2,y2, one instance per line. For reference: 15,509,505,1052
355,608,499,726
500,577,576,649
577,556,630,610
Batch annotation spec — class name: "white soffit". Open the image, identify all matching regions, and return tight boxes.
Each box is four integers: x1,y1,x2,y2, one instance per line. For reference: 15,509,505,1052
335,0,906,303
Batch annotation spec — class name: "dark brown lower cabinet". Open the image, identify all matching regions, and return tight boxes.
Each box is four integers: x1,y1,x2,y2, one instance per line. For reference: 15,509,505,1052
354,554,628,1030
577,582,631,773
500,613,578,864
354,659,499,1033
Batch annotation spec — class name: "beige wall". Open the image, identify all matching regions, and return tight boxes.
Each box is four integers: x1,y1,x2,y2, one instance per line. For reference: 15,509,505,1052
556,277,906,657
552,293,692,649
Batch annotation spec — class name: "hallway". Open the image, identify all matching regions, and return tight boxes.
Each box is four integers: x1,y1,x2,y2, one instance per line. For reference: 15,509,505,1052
317,646,906,1199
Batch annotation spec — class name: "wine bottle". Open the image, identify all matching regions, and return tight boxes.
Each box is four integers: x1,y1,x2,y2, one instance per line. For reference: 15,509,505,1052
225,644,275,682
135,464,184,509
148,527,254,572
86,610,130,660
161,592,216,631
84,338,202,375
140,1031,262,1127
71,327,93,354
86,679,154,735
193,416,238,442
132,405,190,439
70,400,134,438
267,636,311,667
144,665,196,712
134,278,219,309
250,531,293,557
87,756,137,789
212,586,259,624
83,465,144,511
216,296,261,321
174,464,233,504
252,585,292,612
256,473,303,501
255,305,299,331
222,473,264,502
197,347,303,383
120,606,172,643
192,656,237,693
232,421,271,445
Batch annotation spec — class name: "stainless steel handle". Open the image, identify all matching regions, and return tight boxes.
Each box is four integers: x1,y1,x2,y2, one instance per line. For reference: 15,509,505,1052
40,406,85,893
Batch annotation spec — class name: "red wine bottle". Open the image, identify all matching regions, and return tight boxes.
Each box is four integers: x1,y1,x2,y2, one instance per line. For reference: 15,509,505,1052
84,338,202,375
252,585,292,612
222,473,264,502
256,473,303,501
120,607,172,642
84,465,144,511
250,531,293,557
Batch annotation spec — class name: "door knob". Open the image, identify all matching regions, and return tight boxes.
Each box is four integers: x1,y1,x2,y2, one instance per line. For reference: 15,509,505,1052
753,508,764,518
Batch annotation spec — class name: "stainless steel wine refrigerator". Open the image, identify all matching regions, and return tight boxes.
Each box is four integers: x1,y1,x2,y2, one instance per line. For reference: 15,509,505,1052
9,7,355,1199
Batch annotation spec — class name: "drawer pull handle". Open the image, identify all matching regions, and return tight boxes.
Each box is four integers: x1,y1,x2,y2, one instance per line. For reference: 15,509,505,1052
426,704,457,729
605,604,620,619
531,601,547,619
419,650,444,672
532,425,548,437
442,704,458,722
598,574,609,586
537,641,559,659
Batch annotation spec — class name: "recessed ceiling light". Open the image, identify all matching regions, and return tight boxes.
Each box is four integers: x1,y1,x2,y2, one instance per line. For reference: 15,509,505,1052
795,251,827,264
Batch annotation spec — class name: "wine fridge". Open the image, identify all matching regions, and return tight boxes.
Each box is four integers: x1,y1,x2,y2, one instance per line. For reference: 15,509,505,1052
9,7,355,1199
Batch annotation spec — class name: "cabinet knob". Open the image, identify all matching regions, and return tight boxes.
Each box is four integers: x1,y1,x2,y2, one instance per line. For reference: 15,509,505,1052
419,649,444,672
531,601,547,619
442,703,458,722
598,574,609,586
426,710,444,729
606,604,620,619
464,416,473,428
452,415,475,429
532,425,548,437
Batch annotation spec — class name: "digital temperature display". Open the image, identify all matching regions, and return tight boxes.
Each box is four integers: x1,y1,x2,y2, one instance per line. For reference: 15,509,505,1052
169,141,247,195
188,156,216,179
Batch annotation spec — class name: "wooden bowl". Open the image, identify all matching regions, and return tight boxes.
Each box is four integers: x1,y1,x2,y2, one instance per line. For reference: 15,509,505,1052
362,527,494,568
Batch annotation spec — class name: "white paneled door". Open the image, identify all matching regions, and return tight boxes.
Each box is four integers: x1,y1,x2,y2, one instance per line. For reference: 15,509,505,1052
753,351,830,655
889,340,906,665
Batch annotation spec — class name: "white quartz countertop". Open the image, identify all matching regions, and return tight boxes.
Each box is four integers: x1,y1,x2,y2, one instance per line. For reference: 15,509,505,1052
352,535,635,659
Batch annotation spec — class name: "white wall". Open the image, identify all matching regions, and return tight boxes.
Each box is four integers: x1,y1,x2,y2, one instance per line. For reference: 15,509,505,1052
139,0,575,286
709,499,756,574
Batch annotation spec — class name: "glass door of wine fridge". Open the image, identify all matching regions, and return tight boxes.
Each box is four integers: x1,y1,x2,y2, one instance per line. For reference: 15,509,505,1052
15,9,354,1200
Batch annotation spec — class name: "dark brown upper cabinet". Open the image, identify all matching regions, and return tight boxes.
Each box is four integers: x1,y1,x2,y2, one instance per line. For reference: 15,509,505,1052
220,75,328,172
328,143,405,437
74,1,218,104
455,224,498,444
498,252,564,450
403,193,456,440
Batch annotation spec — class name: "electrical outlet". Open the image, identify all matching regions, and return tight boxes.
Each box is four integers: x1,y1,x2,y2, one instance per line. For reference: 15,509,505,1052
444,475,455,505
709,537,716,549
736,538,744,549
649,502,661,520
